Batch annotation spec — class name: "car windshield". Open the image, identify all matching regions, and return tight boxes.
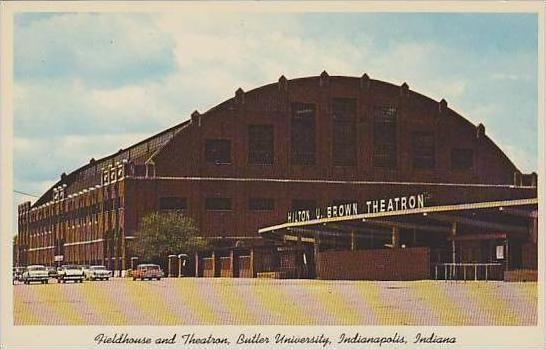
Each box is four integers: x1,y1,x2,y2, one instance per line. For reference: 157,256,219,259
90,266,106,270
28,266,46,271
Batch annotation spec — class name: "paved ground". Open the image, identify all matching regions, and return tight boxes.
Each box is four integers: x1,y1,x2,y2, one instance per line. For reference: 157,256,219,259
13,278,537,326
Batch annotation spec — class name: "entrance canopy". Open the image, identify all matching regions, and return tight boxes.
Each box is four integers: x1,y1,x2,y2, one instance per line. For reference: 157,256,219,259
259,198,538,245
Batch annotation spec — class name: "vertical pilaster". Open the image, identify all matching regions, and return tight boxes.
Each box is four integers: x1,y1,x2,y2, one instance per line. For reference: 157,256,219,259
211,251,217,277
250,248,255,278
314,232,320,279
194,251,200,277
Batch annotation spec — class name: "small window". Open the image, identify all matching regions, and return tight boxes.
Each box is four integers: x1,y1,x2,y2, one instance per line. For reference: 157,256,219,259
205,139,231,164
452,148,473,170
205,198,232,211
248,125,274,165
249,198,275,211
413,132,435,169
291,199,316,211
159,197,187,210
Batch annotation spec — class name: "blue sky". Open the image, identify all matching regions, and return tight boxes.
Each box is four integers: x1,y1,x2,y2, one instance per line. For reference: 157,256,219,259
12,12,538,222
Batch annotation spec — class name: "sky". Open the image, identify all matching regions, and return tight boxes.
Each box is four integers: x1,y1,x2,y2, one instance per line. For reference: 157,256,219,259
12,11,539,228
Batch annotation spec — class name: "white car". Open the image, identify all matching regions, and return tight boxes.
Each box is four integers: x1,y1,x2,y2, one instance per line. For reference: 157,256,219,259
85,265,112,281
57,264,85,283
22,265,49,284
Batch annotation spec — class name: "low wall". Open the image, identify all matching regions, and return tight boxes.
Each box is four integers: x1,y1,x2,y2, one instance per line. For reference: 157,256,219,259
504,269,537,282
522,243,537,270
317,247,430,280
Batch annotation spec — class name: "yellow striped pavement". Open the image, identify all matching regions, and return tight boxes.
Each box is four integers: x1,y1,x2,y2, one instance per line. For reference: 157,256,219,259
13,279,537,326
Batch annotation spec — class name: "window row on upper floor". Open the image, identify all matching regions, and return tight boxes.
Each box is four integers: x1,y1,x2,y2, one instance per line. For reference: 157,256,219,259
203,100,474,171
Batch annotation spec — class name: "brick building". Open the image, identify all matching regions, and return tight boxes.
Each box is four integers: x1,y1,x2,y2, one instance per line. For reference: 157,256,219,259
17,73,538,280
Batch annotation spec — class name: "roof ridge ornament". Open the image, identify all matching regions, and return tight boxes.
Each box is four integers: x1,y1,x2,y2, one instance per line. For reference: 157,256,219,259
476,123,486,139
319,70,330,87
278,75,288,91
235,87,245,104
191,110,201,127
400,82,409,96
438,98,448,114
360,73,370,90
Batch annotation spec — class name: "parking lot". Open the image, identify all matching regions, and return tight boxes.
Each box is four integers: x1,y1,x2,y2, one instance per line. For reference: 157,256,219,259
13,278,537,326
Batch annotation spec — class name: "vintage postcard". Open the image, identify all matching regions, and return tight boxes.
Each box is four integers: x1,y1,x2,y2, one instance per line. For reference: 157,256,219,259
1,1,544,348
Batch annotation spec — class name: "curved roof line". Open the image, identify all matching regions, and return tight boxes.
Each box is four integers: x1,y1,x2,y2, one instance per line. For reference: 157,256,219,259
31,74,522,208
199,74,520,172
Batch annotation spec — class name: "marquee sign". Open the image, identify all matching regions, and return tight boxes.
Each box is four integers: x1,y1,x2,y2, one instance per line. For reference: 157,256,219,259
287,193,426,223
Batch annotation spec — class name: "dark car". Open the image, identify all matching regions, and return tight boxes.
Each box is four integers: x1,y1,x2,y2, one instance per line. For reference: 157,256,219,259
13,267,25,284
47,266,58,278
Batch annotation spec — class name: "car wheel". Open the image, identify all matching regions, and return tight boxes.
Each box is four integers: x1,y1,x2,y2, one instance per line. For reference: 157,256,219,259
44,280,48,284
132,277,136,281
141,277,144,281
157,278,161,281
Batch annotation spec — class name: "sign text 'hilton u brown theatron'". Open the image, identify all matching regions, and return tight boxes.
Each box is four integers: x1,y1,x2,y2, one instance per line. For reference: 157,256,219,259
287,193,426,223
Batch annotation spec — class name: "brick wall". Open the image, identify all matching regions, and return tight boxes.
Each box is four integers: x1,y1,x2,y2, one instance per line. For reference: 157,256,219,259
317,247,430,280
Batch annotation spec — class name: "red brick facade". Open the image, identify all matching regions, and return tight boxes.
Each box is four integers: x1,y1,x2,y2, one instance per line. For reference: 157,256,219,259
317,247,430,280
17,73,538,277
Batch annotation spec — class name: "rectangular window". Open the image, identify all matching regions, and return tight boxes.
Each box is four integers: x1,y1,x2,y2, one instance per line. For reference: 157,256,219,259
159,197,187,210
372,105,397,168
413,132,435,169
451,148,473,170
205,139,231,164
205,198,232,211
248,198,275,211
248,125,274,164
291,103,316,165
291,199,316,211
332,98,357,166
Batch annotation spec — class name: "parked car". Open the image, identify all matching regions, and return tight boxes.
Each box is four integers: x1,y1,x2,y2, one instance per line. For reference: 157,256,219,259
85,265,112,281
13,267,25,283
132,264,164,281
22,265,49,284
57,264,85,283
47,266,58,279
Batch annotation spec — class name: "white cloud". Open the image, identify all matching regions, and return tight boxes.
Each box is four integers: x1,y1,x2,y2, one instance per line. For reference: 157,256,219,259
13,11,538,188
